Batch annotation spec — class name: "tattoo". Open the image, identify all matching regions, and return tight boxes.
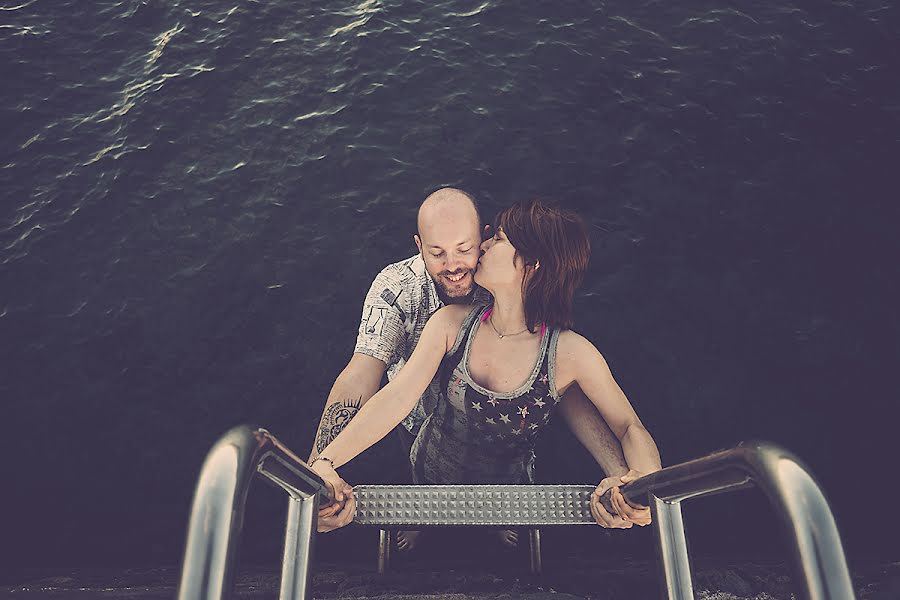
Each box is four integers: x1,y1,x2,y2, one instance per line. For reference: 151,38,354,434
315,397,362,454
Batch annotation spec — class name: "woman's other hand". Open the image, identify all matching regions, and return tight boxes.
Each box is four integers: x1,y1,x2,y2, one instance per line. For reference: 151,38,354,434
311,460,356,533
591,470,652,528
615,470,652,526
591,474,632,529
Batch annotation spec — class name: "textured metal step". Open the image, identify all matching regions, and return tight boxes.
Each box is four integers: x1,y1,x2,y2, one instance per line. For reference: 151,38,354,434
352,485,598,526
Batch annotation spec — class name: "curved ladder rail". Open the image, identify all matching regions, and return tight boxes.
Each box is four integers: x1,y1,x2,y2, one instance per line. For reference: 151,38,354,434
618,440,855,600
177,428,853,600
177,426,329,600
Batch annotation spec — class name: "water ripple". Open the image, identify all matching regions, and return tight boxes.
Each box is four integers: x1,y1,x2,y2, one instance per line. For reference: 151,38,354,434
147,23,185,69
0,0,37,10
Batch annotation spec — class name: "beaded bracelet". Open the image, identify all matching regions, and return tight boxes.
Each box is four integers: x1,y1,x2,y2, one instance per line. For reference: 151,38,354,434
310,456,335,469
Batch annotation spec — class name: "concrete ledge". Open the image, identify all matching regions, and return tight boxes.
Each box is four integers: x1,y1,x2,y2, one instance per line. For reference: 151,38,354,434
4,559,896,600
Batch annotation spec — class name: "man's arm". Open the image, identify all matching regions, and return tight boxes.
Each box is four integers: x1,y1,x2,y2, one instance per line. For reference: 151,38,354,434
308,353,387,462
313,305,455,470
310,261,409,462
558,384,629,478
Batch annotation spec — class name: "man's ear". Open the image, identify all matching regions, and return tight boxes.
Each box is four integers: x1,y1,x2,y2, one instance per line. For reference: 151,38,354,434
482,224,491,241
414,234,423,254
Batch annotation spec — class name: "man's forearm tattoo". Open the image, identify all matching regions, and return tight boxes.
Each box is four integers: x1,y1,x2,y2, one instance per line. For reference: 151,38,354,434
315,397,362,454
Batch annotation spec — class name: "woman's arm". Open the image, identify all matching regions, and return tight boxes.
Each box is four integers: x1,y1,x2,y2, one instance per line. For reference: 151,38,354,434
314,306,457,469
560,332,662,474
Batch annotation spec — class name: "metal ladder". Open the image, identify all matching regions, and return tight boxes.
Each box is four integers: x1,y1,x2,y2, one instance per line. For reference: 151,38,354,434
176,426,855,600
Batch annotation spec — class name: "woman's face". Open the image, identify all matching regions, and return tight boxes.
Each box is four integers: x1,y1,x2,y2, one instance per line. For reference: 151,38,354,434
474,226,526,291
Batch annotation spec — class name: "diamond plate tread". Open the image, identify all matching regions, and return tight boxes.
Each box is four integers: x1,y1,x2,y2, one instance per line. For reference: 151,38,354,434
352,485,596,526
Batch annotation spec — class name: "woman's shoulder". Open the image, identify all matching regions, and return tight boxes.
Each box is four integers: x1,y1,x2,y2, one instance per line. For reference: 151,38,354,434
428,305,482,352
431,303,482,329
555,329,605,363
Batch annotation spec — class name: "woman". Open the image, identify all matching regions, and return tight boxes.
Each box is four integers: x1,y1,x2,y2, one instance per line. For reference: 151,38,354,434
312,199,661,536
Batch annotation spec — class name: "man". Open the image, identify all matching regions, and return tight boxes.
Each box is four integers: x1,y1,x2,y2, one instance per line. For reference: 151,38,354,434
309,188,640,546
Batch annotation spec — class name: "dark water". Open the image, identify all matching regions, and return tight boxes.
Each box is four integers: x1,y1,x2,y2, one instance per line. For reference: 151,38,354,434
2,0,898,568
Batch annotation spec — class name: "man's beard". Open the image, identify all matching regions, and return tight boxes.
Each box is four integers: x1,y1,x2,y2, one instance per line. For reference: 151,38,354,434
434,269,475,304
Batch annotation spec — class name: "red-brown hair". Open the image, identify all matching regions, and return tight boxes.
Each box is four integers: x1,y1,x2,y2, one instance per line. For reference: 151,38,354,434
494,199,591,332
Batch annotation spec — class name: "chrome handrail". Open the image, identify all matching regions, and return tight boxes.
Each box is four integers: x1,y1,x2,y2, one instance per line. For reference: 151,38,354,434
619,440,855,600
177,426,329,600
177,429,854,600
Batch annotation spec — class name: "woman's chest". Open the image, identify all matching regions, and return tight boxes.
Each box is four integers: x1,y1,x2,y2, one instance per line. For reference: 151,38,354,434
466,334,542,394
444,367,558,441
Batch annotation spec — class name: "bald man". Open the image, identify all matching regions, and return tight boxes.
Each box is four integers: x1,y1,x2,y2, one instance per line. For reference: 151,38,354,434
309,188,634,546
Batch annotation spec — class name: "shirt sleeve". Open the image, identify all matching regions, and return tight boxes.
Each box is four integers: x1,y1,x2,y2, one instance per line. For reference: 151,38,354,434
354,268,408,366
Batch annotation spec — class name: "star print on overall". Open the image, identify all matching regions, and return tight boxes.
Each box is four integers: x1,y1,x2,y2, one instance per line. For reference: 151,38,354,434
454,316,559,445
467,389,556,442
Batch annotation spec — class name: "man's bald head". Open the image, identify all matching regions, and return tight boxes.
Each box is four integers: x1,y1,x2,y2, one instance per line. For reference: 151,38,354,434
414,187,483,303
417,188,481,235
416,188,481,236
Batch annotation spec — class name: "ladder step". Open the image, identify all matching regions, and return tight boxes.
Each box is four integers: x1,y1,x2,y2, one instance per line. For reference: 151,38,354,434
352,485,597,526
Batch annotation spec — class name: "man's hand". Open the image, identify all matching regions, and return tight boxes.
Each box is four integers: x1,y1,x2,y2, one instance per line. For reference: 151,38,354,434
590,470,652,528
312,462,356,533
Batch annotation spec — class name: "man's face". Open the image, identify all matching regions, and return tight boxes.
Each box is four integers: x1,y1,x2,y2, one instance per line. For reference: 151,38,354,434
415,215,481,304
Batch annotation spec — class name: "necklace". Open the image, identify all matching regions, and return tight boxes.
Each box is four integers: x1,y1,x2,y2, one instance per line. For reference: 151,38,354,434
489,314,529,339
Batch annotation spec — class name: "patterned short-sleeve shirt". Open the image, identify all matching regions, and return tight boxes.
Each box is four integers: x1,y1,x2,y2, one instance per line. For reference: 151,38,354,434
354,253,490,434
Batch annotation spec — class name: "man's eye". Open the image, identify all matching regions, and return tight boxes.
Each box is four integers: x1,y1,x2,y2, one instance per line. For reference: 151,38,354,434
460,248,472,254
431,252,443,258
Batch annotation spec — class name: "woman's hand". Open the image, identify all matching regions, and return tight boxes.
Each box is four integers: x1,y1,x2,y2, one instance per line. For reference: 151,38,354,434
311,460,356,533
591,470,652,528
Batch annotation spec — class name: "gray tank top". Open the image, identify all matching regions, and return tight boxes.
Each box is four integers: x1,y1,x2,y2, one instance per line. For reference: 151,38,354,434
410,304,561,484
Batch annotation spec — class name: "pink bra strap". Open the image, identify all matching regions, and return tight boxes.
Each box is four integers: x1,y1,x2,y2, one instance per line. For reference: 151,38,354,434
541,323,547,336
